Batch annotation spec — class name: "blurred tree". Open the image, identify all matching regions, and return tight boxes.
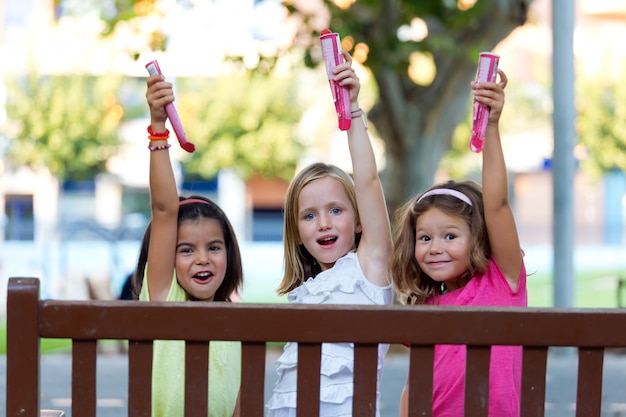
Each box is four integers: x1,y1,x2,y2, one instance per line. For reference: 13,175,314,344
92,0,534,208
3,73,124,181
577,72,626,179
442,75,552,179
176,73,305,182
284,0,534,207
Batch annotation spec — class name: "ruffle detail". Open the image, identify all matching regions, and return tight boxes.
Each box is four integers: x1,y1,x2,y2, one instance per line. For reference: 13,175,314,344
266,381,355,410
287,252,391,306
267,252,389,415
275,342,354,379
269,342,355,408
269,342,385,412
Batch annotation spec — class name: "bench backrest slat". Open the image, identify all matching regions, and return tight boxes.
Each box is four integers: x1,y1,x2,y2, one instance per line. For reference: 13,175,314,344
407,345,434,417
240,342,267,415
464,346,491,417
128,341,153,416
520,346,549,416
296,343,321,416
185,341,209,416
353,343,378,417
71,340,97,417
575,347,604,417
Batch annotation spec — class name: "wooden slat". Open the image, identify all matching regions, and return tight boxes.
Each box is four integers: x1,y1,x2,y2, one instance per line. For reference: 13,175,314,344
575,347,604,417
36,301,626,348
296,343,321,417
407,345,434,417
464,345,491,417
520,346,549,417
128,340,153,416
71,339,97,417
6,278,40,417
240,342,266,417
353,343,378,417
184,341,209,416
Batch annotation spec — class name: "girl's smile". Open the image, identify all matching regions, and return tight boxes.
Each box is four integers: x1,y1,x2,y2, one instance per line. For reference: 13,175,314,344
175,217,227,301
414,207,471,291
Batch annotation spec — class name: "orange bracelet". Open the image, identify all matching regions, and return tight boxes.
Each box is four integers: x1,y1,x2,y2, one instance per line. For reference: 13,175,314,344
148,135,170,141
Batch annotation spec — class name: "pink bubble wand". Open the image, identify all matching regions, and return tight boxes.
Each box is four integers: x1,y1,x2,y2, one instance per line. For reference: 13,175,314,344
319,29,351,131
145,60,195,153
469,52,499,153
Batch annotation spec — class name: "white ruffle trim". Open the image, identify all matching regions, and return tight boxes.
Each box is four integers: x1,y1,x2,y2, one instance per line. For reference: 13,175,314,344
268,253,388,414
275,342,354,378
266,382,354,410
287,253,390,306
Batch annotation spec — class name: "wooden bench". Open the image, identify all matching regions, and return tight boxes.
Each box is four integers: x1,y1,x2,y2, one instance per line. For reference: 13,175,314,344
7,276,626,417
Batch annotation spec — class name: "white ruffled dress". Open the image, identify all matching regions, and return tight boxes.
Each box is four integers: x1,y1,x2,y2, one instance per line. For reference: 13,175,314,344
266,252,393,417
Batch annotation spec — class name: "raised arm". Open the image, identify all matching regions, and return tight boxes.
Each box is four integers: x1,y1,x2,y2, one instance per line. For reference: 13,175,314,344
474,69,523,290
335,51,392,287
145,75,179,301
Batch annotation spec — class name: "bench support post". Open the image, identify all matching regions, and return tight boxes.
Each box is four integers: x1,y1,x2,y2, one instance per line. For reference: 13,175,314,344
7,277,41,417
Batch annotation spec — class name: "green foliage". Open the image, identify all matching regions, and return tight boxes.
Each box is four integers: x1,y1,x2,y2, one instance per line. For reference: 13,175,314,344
4,73,125,181
317,0,492,71
175,73,305,182
69,0,534,204
441,78,552,179
577,72,626,179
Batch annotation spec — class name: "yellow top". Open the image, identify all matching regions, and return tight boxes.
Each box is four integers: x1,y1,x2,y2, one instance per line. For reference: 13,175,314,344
139,273,241,417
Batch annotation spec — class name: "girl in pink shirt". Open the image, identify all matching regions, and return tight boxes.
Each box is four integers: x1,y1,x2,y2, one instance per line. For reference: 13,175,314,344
391,68,527,417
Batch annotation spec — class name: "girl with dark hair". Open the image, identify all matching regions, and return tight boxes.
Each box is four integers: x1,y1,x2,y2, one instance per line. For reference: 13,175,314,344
137,73,243,417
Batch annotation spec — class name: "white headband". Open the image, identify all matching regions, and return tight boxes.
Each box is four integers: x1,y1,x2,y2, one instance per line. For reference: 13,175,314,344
416,188,473,206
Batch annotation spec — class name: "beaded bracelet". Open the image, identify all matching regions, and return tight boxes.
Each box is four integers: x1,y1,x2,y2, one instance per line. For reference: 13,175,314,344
148,143,172,152
147,126,170,137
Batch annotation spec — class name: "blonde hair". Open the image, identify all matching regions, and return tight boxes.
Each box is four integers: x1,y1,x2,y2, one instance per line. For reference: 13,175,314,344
391,181,491,304
277,163,361,295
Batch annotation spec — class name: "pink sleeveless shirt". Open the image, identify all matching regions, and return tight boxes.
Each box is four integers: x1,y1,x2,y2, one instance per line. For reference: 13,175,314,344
425,258,527,417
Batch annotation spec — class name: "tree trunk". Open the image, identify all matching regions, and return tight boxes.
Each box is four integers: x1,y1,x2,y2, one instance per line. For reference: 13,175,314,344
367,0,533,213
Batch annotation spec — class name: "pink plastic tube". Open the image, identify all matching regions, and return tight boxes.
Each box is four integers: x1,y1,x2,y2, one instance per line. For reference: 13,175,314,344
469,52,499,153
320,29,351,131
145,60,195,153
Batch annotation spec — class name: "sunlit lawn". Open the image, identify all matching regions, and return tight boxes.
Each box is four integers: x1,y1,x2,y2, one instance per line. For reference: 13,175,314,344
1,268,624,355
526,268,626,308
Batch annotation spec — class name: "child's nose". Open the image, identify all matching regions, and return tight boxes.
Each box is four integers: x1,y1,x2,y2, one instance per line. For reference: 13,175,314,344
317,213,331,230
196,251,210,264
430,239,443,254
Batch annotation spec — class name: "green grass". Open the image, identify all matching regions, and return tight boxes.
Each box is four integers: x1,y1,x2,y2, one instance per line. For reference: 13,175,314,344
527,268,626,308
0,268,623,354
0,323,74,354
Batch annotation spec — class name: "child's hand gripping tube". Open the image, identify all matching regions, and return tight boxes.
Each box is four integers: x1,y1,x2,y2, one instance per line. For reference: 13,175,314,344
145,60,196,153
469,52,500,153
320,29,351,131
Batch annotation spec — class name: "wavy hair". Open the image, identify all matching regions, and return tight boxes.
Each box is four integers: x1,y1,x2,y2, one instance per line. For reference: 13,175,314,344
391,181,490,305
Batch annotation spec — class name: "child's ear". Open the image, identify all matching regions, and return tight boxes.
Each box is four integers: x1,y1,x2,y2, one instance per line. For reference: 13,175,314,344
355,223,362,234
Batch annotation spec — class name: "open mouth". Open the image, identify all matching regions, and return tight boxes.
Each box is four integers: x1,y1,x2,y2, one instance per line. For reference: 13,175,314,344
193,271,214,283
317,236,337,246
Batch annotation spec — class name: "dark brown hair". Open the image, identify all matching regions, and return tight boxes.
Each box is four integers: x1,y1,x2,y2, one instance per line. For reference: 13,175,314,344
132,195,243,302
